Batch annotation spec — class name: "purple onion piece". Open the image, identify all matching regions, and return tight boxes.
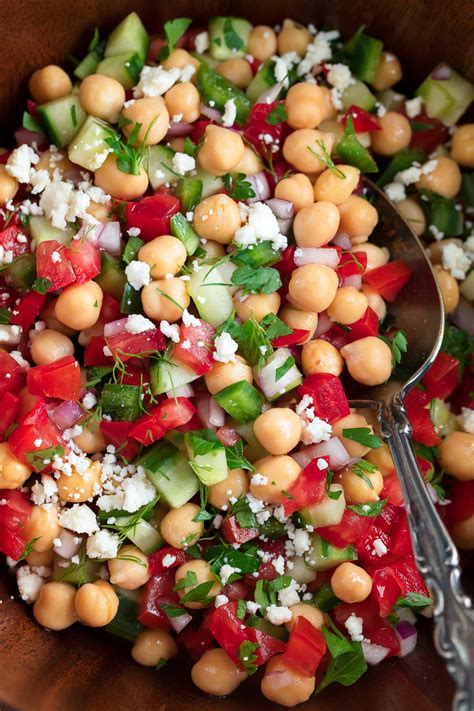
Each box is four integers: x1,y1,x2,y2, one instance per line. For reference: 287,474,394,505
294,247,340,268
331,232,352,250
266,197,295,220
200,103,222,123
431,63,452,80
245,172,271,203
103,317,129,337
51,400,84,430
453,297,474,337
164,122,195,139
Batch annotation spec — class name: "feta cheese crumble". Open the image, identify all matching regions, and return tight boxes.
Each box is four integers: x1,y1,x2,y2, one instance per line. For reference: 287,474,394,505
266,604,292,625
125,260,151,290
195,31,210,54
58,504,99,535
222,99,237,128
160,320,180,343
172,152,196,175
213,332,238,363
345,613,364,641
125,314,155,334
441,242,472,280
405,96,423,119
234,201,287,251
86,529,120,559
458,408,474,434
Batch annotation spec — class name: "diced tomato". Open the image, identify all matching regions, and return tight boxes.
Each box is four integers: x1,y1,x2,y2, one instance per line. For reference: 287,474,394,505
319,325,353,351
337,251,368,279
0,351,25,399
347,307,379,340
404,388,441,446
317,509,372,549
126,194,181,242
100,420,140,461
35,241,75,291
298,373,350,424
283,457,329,516
253,627,287,666
66,239,101,284
190,119,213,143
0,489,32,559
333,598,400,655
272,329,309,347
409,113,449,154
129,397,196,445
371,556,429,617
8,399,65,465
173,319,216,375
216,426,240,446
176,412,203,433
147,36,167,62
148,547,187,575
100,293,122,323
422,352,460,400
9,290,46,331
222,579,250,602
105,328,165,361
0,392,20,439
447,481,474,527
221,515,259,544
342,105,381,133
355,525,392,564
363,260,412,302
275,245,296,282
178,619,215,661
84,336,115,366
27,356,81,401
138,570,181,630
281,617,327,677
0,225,30,257
381,473,404,506
390,511,413,558
243,102,286,158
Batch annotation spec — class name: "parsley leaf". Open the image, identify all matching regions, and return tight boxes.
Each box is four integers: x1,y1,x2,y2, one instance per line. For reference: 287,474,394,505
223,18,245,51
18,537,41,561
22,111,42,133
0,306,11,324
184,136,198,157
322,623,354,658
26,445,64,473
336,115,379,173
254,576,292,610
379,330,408,366
312,582,341,612
225,439,255,471
342,427,382,449
231,265,282,295
326,469,342,500
238,640,259,675
440,324,474,376
173,570,198,590
103,118,154,176
180,580,216,605
316,639,367,693
159,18,192,61
348,499,387,517
236,598,247,620
232,496,258,529
188,429,224,456
33,277,52,294
275,355,295,381
267,104,287,125
192,508,214,522
206,542,260,579
260,313,292,340
160,603,187,618
223,172,256,201
395,592,433,609
228,317,273,370
122,235,144,265
156,658,167,670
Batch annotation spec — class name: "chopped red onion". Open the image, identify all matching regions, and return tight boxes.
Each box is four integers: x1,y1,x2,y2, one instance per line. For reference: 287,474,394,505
432,63,452,80
166,383,195,399
51,400,84,430
292,437,351,471
257,348,298,400
170,612,193,633
164,122,195,139
395,621,418,657
341,273,362,289
209,398,226,427
245,172,271,203
331,233,352,250
294,247,340,268
96,222,122,256
53,530,82,559
196,394,214,430
200,102,222,123
362,641,390,665
276,217,292,235
453,298,474,337
313,311,332,337
14,127,48,148
266,198,295,220
103,318,128,337
256,80,286,105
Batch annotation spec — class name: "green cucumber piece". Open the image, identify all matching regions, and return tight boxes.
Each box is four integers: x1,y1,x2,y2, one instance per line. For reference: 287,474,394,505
214,380,265,423
209,17,252,60
194,167,224,198
417,67,474,126
344,26,383,84
149,355,200,395
68,116,112,171
304,533,357,571
120,282,143,315
299,485,346,528
114,516,163,554
430,398,459,437
106,588,143,641
246,60,276,103
52,548,100,586
100,383,141,421
184,429,228,486
146,144,177,190
96,51,143,90
232,420,269,461
311,582,341,612
141,442,200,508
196,63,251,126
37,94,86,149
460,271,474,303
259,517,287,539
122,235,144,265
461,173,474,210
420,192,464,237
74,49,102,80
105,12,149,62
377,148,427,187
341,80,377,112
29,216,73,245
174,178,203,213
2,254,36,289
95,252,126,300
170,212,200,255
186,262,235,327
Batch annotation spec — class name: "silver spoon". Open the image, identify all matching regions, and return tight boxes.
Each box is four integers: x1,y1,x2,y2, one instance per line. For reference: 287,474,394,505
347,179,474,711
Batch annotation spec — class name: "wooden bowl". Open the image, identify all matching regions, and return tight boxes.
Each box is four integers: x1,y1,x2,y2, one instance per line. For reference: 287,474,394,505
1,1,472,708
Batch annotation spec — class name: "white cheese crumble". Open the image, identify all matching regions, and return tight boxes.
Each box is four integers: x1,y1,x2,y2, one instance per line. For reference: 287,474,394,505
458,407,474,434
384,182,406,203
86,529,120,559
213,332,238,363
125,314,155,334
345,613,364,641
6,145,39,183
160,320,180,343
405,96,423,119
441,242,472,280
301,416,332,445
172,152,196,175
278,578,300,607
39,181,91,229
219,564,241,585
234,201,287,251
81,392,97,410
296,29,339,76
222,99,237,128
182,308,200,327
16,565,49,603
125,260,151,290
127,226,141,237
372,538,388,557
250,473,269,486
58,504,99,535
195,31,210,54
133,65,181,97
214,594,229,608
162,553,177,567
266,604,292,625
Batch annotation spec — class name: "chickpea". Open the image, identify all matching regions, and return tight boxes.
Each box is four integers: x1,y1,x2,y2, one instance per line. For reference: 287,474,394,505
26,548,54,567
275,173,314,212
30,328,74,365
141,277,189,322
451,515,474,551
35,148,75,180
160,503,204,549
277,19,312,56
209,468,249,509
426,238,463,265
283,129,335,174
132,628,178,667
338,195,379,244
197,125,245,176
248,25,277,61
138,236,187,279
165,82,200,123
78,321,103,348
73,421,107,454
56,460,102,503
175,559,221,609
372,52,402,91
204,355,253,395
40,299,76,337
279,306,318,344
250,455,301,504
55,281,103,331
168,136,186,152
451,124,474,168
234,291,281,322
285,83,328,130
33,581,77,631
25,504,60,552
232,146,263,176
353,243,389,272
193,194,241,244
341,336,393,386
294,201,340,248
254,408,302,455
122,97,169,145
301,339,344,377
327,286,368,326
438,432,474,481
371,112,412,156
200,240,226,259
75,580,118,627
286,603,324,632
331,562,373,603
261,654,315,707
416,156,462,199
366,443,395,477
0,165,18,205
396,198,426,237
192,648,247,696
79,74,125,122
108,544,150,589
336,465,383,504
217,58,253,89
313,165,360,205
361,285,387,321
95,155,148,199
288,264,339,313
434,265,460,314
29,65,73,104
163,49,200,77
0,442,32,489
332,413,376,458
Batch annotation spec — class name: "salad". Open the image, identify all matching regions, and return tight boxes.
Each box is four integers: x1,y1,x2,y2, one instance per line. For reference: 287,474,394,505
0,11,473,708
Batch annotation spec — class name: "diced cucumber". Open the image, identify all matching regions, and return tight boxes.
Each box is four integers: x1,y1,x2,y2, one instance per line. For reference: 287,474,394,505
2,254,36,289
114,516,163,554
194,167,224,198
146,144,177,190
52,549,100,586
37,94,86,148
68,116,112,171
96,51,143,90
259,517,287,540
344,27,383,84
246,60,275,103
416,67,474,126
256,348,302,401
174,178,203,213
214,380,265,423
100,383,142,421
196,63,251,125
209,17,252,60
105,12,149,62
311,582,341,612
170,213,200,255
232,420,269,461
122,235,144,265
120,282,143,315
286,555,318,584
141,442,200,508
95,252,126,300
376,89,405,111
29,216,73,245
430,399,459,437
106,588,143,641
150,355,200,395
74,48,102,80
186,262,235,327
377,148,427,187
184,430,228,486
341,80,377,112
304,533,357,571
460,271,474,302
299,485,346,528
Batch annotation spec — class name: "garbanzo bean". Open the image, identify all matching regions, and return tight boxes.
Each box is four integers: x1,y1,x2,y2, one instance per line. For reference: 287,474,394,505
30,328,74,365
33,581,77,630
217,58,253,89
451,124,474,167
293,201,340,247
331,562,373,603
371,52,403,90
234,291,281,322
95,155,148,199
254,408,302,455
160,503,204,549
25,504,61,552
132,628,179,666
204,356,253,395
175,559,222,609
261,654,315,707
451,515,474,551
277,19,312,55
366,442,395,477
301,339,344,377
162,48,200,77
232,145,263,176
341,336,393,386
338,195,379,244
35,148,75,179
0,442,32,489
75,580,119,627
274,173,314,212
108,544,150,589
200,240,226,259
193,194,241,244
29,65,73,104
283,129,335,174
56,460,102,503
248,25,277,61
396,198,426,237
327,286,368,325
285,83,328,130
332,413,376,458
434,265,460,314
438,432,474,481
361,284,387,320
197,125,245,176
0,165,18,205
286,603,325,632
26,548,54,567
416,156,462,199
192,648,247,696
208,468,249,509
122,97,170,145
138,235,187,278
353,243,389,272
164,82,201,123
313,165,360,205
40,299,77,337
336,465,383,504
371,111,412,156
279,306,318,344
250,455,301,504
73,421,107,454
288,264,339,312
55,281,103,331
141,277,190,322
79,74,125,122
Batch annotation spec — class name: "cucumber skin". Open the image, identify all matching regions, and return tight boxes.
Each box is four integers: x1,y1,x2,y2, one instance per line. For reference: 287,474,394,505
37,95,86,149
209,16,252,61
196,63,251,125
96,52,143,89
141,443,200,508
149,356,200,395
105,11,149,62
